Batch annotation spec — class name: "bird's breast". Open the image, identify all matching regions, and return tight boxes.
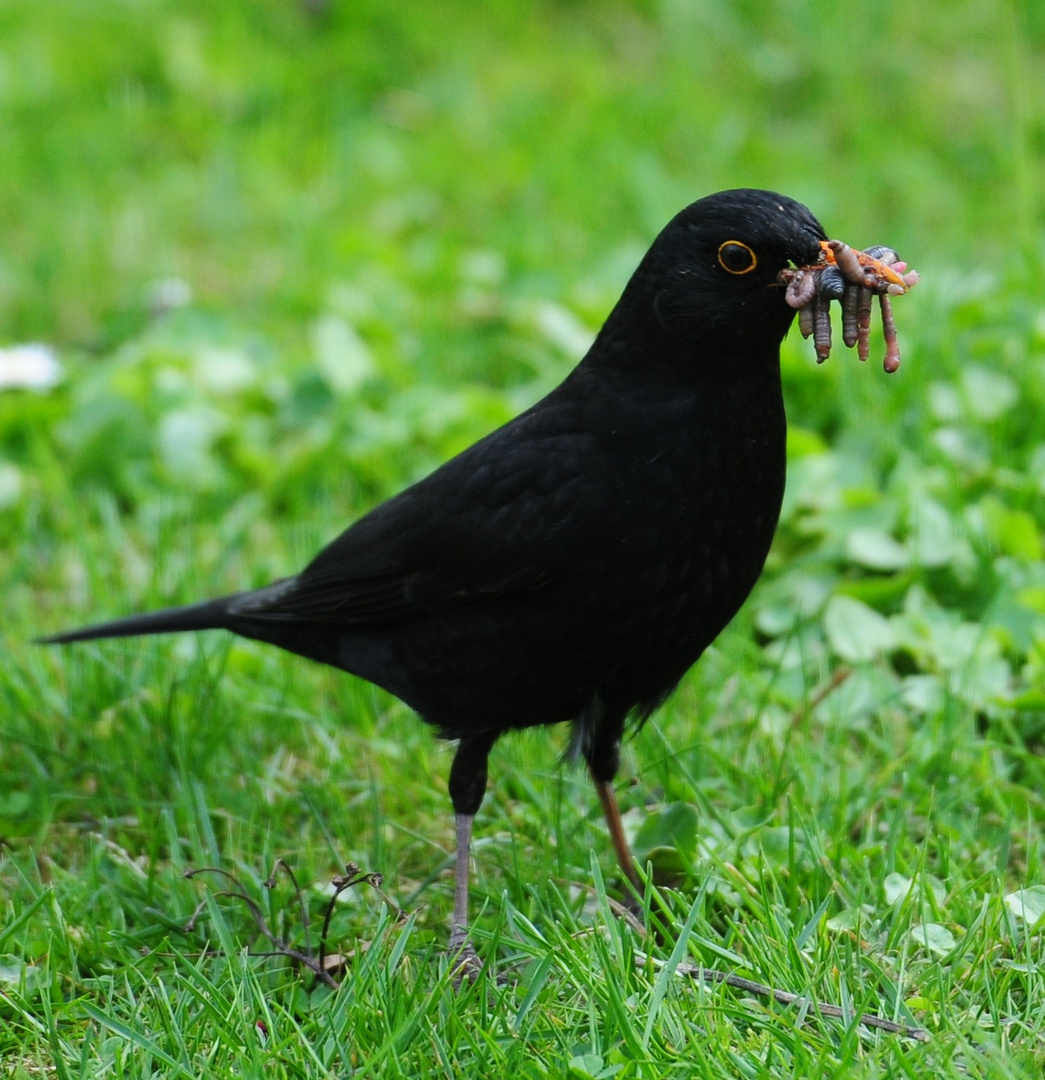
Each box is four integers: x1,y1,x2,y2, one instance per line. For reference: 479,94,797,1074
582,375,787,688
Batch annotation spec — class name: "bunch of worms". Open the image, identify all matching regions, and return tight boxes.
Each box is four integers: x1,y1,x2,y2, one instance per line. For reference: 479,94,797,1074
778,240,920,373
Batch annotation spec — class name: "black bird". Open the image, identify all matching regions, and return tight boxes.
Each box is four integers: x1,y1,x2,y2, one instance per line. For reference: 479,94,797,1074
43,189,834,956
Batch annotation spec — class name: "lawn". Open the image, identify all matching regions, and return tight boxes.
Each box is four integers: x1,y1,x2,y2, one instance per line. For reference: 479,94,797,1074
2,1,1045,1076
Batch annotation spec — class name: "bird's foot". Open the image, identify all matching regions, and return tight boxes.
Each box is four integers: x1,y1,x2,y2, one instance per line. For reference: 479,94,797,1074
620,888,645,921
447,931,482,988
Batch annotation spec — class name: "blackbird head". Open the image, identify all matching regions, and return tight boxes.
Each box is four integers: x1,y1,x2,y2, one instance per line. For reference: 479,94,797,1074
611,188,827,361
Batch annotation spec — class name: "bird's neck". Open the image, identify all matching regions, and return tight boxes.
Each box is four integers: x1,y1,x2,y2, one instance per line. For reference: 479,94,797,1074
580,310,790,410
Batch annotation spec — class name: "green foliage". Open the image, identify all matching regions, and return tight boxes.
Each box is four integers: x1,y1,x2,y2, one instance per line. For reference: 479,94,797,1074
2,0,1045,1076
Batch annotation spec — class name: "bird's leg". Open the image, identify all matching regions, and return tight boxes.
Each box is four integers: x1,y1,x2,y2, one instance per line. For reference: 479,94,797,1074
449,811,474,953
592,774,640,891
446,729,499,975
583,709,641,896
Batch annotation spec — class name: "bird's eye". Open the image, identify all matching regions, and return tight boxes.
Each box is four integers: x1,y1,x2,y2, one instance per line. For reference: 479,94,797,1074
717,241,757,275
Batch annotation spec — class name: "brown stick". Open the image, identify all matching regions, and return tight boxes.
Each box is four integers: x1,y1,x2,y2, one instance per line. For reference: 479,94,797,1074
634,953,930,1042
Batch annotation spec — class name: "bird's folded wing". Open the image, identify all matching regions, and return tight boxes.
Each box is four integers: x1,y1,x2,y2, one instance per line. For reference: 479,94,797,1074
228,425,584,625
231,558,551,624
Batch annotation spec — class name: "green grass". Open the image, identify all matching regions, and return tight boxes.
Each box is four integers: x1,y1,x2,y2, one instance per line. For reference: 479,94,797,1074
2,1,1045,1076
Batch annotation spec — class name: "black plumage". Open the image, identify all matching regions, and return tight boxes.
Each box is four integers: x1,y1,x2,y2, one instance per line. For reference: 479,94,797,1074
43,188,829,956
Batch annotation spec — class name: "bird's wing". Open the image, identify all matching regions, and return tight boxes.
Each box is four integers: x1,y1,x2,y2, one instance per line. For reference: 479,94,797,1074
229,410,589,625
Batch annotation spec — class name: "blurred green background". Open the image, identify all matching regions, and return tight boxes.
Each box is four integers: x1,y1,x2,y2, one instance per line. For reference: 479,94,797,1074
3,0,1041,347
3,1,1045,1075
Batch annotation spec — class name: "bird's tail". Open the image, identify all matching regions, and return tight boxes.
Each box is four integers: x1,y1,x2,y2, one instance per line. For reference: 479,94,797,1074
38,596,236,645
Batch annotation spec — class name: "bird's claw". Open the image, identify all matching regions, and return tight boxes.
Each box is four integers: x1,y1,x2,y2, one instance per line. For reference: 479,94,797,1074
778,240,919,373
448,936,483,989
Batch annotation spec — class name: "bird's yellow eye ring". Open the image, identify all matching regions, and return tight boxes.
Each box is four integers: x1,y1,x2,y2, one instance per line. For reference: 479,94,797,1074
717,241,757,275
